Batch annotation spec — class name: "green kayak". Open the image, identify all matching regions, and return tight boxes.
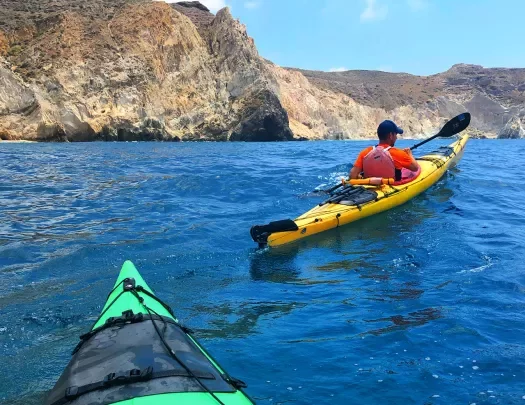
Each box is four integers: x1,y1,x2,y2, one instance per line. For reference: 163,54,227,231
46,260,254,405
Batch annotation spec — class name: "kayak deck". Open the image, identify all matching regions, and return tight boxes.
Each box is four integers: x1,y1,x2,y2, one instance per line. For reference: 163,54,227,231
46,261,254,405
93,260,175,328
114,391,252,405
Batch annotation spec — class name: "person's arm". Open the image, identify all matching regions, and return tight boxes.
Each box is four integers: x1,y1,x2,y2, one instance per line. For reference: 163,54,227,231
350,165,362,179
349,150,365,179
402,148,420,172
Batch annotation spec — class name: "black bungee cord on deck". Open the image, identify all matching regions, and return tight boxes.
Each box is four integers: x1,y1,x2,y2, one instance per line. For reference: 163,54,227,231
127,285,228,405
69,277,238,405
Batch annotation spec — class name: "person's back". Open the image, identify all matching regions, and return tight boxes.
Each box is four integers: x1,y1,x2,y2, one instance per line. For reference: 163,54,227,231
361,145,396,178
350,120,419,181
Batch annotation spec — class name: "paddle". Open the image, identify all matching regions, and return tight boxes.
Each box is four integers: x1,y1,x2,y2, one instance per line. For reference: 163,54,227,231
410,112,471,150
320,182,349,194
315,112,471,194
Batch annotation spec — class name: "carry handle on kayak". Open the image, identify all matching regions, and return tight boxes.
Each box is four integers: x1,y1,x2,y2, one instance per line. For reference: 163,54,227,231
345,177,395,186
319,176,394,194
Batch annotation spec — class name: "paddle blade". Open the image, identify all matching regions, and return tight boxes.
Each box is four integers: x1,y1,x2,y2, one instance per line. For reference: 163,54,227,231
437,112,471,138
411,112,471,150
312,180,345,194
324,182,344,194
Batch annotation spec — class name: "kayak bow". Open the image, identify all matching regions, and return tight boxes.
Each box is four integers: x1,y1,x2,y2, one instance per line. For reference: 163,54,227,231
46,261,254,405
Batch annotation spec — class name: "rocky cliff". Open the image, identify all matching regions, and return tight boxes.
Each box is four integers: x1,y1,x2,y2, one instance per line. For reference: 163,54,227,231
284,64,525,139
0,0,293,141
0,0,523,141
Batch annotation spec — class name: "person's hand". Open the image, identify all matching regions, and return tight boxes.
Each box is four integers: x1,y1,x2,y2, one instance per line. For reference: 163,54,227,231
403,148,413,156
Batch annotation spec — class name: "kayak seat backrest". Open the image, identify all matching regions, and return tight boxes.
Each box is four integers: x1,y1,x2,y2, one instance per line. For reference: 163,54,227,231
46,316,236,405
392,165,422,186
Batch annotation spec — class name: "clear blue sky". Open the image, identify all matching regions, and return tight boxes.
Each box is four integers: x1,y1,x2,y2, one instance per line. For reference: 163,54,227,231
192,0,525,76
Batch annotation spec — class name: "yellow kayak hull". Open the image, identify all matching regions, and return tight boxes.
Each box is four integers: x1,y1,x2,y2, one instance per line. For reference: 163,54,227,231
265,135,469,247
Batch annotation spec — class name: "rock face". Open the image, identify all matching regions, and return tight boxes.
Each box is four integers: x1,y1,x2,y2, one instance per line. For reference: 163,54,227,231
0,1,523,141
172,2,214,28
0,62,41,140
498,116,525,139
286,64,525,139
0,0,293,141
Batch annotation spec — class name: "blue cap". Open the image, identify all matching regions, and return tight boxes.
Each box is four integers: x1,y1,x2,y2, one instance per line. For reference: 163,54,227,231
377,120,404,137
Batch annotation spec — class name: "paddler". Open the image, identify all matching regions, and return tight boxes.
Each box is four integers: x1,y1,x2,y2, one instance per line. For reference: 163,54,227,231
350,120,420,181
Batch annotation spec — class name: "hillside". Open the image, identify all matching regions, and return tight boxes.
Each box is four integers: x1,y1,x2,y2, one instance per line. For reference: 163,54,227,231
0,0,292,141
0,0,523,141
286,64,524,138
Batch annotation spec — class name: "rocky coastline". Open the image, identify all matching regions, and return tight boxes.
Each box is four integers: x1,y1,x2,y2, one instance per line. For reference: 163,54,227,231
0,0,523,141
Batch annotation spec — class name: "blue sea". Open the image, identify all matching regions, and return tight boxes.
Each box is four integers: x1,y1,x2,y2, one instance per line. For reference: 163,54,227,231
1,138,524,405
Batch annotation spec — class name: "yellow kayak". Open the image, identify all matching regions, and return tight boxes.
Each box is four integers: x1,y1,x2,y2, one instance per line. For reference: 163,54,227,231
251,134,469,248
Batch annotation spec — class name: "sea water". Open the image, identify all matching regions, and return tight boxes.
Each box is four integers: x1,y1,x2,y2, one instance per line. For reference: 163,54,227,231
1,138,524,404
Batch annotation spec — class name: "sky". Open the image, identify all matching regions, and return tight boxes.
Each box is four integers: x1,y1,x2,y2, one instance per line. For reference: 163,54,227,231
165,0,525,76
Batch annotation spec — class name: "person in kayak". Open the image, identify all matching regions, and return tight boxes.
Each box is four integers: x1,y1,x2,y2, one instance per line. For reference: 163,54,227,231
350,120,420,181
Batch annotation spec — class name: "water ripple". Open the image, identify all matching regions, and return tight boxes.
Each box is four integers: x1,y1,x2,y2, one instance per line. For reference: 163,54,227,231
1,139,524,404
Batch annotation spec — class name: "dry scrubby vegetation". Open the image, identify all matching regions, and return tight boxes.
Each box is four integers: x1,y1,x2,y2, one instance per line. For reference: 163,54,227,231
0,0,145,31
2,0,524,113
291,65,525,111
0,0,147,73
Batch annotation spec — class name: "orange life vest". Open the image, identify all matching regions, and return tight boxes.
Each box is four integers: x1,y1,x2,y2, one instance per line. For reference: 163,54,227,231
362,146,396,178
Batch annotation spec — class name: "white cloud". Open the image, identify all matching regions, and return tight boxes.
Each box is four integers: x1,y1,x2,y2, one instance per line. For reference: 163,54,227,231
407,0,428,11
329,67,348,72
244,1,260,9
162,0,227,13
360,0,388,22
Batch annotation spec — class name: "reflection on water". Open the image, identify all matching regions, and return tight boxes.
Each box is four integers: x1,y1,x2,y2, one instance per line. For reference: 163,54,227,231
314,259,381,273
362,307,442,337
190,301,305,339
384,285,424,300
249,248,350,286
249,248,302,284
